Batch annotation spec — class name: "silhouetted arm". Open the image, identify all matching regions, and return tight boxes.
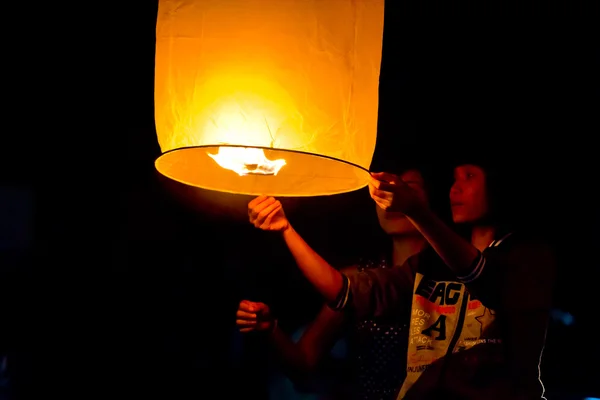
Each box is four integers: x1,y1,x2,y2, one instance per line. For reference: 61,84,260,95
404,207,510,306
270,304,346,374
406,208,481,277
280,225,345,302
281,222,415,321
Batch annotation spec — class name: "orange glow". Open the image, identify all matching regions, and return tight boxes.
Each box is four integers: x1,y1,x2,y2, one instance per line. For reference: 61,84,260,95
154,0,384,196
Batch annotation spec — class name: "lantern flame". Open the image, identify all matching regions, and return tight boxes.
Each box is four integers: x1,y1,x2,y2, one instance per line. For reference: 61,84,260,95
208,146,287,176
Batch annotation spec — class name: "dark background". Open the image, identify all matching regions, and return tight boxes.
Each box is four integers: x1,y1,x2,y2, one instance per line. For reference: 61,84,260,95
1,1,598,399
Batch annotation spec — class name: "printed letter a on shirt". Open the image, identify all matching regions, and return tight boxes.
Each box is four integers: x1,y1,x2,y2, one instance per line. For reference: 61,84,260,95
421,315,446,340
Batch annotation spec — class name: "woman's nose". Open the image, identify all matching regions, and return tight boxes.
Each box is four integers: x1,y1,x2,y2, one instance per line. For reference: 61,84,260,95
450,182,461,194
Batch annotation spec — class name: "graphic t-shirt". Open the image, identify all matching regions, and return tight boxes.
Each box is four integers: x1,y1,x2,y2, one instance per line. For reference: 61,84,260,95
334,232,556,400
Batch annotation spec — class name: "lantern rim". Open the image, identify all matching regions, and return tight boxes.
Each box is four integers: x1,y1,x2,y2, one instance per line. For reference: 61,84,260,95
154,144,373,197
157,144,370,175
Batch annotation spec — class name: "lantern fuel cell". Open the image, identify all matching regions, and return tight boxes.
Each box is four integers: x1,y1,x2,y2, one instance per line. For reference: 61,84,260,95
207,146,286,176
154,0,384,197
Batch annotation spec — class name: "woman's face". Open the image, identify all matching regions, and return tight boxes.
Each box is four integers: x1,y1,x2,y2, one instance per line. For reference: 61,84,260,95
449,164,490,224
376,169,428,236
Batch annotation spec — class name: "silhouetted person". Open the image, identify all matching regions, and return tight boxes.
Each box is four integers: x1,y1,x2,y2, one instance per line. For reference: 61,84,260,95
249,156,556,399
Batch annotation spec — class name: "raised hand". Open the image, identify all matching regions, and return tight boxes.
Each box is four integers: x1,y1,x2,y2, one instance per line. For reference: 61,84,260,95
248,195,290,232
369,172,427,216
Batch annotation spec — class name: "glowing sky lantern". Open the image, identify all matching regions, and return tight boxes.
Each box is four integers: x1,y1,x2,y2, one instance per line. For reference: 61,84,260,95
154,0,384,197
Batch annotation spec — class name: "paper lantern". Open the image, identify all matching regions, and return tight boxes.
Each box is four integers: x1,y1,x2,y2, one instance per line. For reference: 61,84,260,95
154,0,384,197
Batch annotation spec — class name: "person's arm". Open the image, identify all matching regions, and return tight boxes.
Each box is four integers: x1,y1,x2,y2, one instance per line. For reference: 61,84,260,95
265,304,347,387
398,204,517,309
248,196,347,302
280,222,414,321
238,297,346,380
280,225,344,303
407,207,481,277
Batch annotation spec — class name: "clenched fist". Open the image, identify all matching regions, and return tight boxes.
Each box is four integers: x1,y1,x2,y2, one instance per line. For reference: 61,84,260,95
248,195,290,232
236,300,275,333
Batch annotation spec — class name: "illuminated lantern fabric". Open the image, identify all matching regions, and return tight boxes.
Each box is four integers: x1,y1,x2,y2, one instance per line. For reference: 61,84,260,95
154,0,384,197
